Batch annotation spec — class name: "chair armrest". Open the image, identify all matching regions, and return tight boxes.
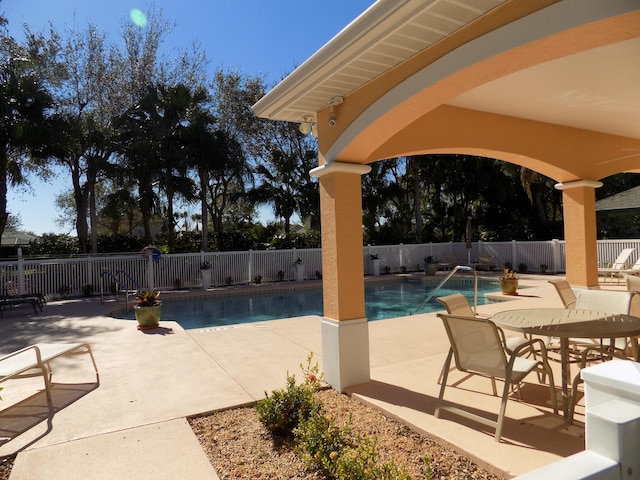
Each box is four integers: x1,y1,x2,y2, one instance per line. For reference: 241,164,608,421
511,337,549,358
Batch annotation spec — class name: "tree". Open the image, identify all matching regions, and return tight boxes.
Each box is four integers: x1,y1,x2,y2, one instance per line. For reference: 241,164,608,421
0,57,54,241
250,120,318,237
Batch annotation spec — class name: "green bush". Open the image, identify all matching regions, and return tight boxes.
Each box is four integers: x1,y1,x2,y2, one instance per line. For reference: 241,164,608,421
294,410,353,476
258,355,414,479
334,436,410,480
255,353,323,436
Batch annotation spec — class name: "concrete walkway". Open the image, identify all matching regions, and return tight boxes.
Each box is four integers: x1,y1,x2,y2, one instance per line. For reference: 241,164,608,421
0,275,599,478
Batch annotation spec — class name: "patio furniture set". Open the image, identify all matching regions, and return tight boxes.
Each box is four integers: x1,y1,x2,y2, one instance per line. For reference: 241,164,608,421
435,277,640,442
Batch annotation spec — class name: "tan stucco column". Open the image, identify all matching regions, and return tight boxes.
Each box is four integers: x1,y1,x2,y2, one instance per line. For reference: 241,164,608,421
555,180,603,287
310,161,371,392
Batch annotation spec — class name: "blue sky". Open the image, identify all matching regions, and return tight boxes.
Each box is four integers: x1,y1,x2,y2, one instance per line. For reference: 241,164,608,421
4,0,373,235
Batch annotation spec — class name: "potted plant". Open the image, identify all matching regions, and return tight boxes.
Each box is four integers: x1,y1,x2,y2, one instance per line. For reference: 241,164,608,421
370,253,381,276
499,269,519,295
134,289,161,330
200,261,212,289
294,257,305,282
424,256,438,275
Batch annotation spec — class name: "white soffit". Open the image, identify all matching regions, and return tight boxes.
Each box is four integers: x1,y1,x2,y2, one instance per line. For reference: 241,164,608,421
449,37,640,140
252,0,507,123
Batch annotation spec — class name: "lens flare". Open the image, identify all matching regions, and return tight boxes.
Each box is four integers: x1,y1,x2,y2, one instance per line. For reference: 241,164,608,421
130,9,147,27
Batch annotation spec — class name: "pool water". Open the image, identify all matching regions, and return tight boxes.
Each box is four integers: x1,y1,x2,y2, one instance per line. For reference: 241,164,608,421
113,277,502,330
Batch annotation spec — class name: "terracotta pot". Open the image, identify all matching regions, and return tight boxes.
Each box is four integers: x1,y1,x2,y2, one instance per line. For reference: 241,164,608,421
499,278,519,295
134,304,162,329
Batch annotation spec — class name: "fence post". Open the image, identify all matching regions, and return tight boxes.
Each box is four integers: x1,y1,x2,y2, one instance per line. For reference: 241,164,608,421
17,247,25,295
147,253,154,290
511,240,518,269
399,243,404,271
552,239,562,273
249,250,254,283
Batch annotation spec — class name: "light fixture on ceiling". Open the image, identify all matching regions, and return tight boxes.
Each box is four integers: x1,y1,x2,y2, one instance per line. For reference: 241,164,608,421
299,115,317,137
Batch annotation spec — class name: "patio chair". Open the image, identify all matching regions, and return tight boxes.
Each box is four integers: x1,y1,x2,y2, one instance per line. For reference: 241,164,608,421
597,247,635,283
548,279,576,309
435,313,558,442
436,293,530,354
547,282,634,360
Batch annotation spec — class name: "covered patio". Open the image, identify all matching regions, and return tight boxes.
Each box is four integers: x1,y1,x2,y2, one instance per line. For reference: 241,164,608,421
253,0,640,394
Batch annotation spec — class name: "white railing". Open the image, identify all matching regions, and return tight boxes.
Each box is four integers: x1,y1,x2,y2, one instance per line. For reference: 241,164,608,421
3,239,640,298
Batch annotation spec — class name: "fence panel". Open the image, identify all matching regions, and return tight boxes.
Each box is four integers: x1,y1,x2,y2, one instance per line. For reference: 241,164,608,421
7,239,640,298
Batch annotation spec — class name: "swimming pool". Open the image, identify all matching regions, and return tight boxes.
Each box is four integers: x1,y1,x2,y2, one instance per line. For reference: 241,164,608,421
112,276,503,330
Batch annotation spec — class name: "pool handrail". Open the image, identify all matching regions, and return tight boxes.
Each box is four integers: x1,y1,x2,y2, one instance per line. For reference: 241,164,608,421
411,265,478,315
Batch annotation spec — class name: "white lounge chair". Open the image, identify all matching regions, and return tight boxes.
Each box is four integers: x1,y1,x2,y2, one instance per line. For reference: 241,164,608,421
597,247,635,283
0,343,98,407
621,257,640,276
435,313,558,442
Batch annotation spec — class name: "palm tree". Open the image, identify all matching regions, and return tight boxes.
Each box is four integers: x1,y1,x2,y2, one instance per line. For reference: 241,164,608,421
0,58,53,240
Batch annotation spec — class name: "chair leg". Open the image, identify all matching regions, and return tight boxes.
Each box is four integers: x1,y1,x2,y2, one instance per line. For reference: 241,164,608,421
495,374,512,442
435,349,454,419
541,359,558,415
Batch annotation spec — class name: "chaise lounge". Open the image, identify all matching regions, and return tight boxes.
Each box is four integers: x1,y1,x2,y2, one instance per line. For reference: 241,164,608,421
0,343,99,407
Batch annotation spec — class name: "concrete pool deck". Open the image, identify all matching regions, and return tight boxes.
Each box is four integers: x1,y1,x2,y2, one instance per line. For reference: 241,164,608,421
0,274,620,478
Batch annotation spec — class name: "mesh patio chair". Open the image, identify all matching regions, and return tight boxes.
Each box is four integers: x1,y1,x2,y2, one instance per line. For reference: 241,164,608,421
548,279,577,309
436,293,530,354
546,280,624,362
435,313,558,442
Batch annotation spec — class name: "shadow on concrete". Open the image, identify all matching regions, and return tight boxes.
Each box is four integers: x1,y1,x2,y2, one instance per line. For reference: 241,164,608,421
0,380,99,454
347,379,584,457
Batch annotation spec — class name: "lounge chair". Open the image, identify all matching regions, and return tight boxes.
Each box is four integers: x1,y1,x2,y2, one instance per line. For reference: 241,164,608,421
474,253,498,271
0,296,42,315
621,257,640,276
0,343,98,407
624,273,640,293
444,252,466,269
435,313,558,442
597,247,635,283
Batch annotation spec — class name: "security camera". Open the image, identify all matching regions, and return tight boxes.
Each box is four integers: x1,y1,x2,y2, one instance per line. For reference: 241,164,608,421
328,113,336,127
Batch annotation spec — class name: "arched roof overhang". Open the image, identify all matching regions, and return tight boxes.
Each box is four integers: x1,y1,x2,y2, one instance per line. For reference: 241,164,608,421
254,0,640,182
323,6,640,182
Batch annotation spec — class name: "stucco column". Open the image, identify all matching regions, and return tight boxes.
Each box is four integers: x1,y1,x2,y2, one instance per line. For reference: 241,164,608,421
555,180,602,287
310,161,371,392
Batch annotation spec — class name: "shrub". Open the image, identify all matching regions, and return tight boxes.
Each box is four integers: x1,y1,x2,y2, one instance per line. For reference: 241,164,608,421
255,353,323,436
294,410,353,476
334,436,410,480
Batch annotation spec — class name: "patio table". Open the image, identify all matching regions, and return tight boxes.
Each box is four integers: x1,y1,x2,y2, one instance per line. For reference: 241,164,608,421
492,308,640,419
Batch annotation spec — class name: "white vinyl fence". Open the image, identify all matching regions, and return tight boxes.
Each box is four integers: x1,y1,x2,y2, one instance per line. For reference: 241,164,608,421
2,239,639,299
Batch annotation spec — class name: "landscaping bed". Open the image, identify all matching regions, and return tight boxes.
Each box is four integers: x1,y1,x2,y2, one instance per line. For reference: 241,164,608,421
190,389,506,479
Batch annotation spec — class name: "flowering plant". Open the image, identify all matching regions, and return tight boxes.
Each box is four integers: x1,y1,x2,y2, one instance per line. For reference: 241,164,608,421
200,261,211,270
500,268,517,280
135,289,160,307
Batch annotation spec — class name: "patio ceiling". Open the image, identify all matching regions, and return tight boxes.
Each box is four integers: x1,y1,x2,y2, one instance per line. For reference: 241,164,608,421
253,0,640,142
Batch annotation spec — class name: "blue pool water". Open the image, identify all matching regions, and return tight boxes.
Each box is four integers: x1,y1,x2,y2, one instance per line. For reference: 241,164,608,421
112,277,502,330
